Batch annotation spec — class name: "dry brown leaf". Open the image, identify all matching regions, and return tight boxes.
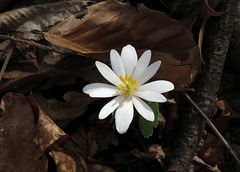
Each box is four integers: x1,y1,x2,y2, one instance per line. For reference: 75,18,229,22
45,0,196,59
49,150,77,172
132,145,165,166
33,91,93,128
27,96,68,152
217,99,231,117
45,0,201,89
0,93,47,172
197,133,226,168
64,118,118,158
0,92,68,172
0,0,87,34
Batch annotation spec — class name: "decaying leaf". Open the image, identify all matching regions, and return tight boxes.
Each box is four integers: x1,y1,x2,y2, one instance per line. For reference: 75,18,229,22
45,0,202,89
132,145,165,166
0,93,46,172
33,91,94,128
217,99,231,117
64,117,118,158
0,92,67,172
197,133,226,168
0,0,88,34
49,150,77,172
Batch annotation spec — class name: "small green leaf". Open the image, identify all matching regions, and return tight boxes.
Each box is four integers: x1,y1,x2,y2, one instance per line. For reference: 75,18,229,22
139,101,159,138
111,110,116,129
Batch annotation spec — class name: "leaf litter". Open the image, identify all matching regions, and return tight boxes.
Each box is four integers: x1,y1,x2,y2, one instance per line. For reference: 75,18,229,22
0,0,239,171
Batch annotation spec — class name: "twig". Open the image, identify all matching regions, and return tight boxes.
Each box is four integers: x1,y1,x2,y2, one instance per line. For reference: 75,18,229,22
0,46,13,82
0,34,82,56
184,92,240,167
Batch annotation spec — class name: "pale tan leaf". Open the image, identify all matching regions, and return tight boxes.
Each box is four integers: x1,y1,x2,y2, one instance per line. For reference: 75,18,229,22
0,0,87,33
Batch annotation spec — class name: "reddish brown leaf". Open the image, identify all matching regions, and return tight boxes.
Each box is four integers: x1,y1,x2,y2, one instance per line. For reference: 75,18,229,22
197,133,226,168
217,99,231,117
49,150,77,172
45,0,202,89
0,93,67,172
0,93,47,172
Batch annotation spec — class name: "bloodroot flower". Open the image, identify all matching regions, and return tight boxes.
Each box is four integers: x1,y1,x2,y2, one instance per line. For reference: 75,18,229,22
83,45,174,134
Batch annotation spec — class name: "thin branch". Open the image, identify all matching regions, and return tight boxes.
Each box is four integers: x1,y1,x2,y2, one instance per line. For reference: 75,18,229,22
184,92,240,167
0,34,84,56
0,46,13,82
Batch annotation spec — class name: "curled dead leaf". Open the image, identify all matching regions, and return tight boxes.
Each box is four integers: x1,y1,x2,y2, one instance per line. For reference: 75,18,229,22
45,0,202,89
27,95,68,152
0,92,68,172
49,150,77,172
132,145,165,166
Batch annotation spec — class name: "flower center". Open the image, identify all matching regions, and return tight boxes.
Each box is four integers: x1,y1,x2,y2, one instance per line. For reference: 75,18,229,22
118,74,138,96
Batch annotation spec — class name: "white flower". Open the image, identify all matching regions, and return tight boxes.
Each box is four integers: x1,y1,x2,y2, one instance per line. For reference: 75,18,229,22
83,45,174,134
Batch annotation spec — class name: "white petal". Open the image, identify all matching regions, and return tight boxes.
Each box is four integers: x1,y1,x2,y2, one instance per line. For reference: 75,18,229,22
134,91,167,102
121,45,138,76
132,96,154,121
133,50,151,80
95,61,122,87
136,61,161,86
139,80,174,93
99,95,125,119
115,98,134,134
110,49,125,77
83,83,120,97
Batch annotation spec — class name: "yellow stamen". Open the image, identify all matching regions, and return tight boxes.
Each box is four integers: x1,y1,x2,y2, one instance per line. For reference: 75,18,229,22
118,74,138,96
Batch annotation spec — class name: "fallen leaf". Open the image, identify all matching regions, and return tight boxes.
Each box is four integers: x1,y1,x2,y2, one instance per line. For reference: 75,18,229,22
33,91,94,128
219,88,240,118
0,92,68,172
132,145,165,166
49,150,77,172
0,0,87,34
217,100,231,117
29,97,68,152
45,0,202,89
0,93,47,172
64,117,118,158
197,133,226,168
